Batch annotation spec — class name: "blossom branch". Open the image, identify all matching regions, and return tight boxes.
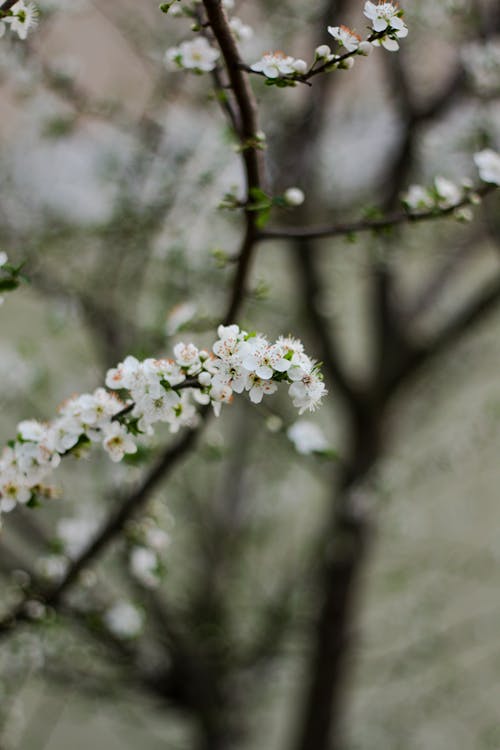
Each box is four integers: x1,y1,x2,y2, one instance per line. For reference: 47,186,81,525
0,420,205,638
258,184,496,242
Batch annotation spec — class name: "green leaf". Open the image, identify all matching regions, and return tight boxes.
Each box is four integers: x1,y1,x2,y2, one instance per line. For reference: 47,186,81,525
255,206,271,229
0,279,19,292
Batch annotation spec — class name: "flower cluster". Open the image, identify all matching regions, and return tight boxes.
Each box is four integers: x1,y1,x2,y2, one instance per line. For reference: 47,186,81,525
401,149,500,218
402,176,465,212
364,1,408,51
164,0,252,73
250,51,308,79
0,325,326,520
207,325,326,414
248,1,408,83
402,173,482,221
162,1,408,86
0,1,38,40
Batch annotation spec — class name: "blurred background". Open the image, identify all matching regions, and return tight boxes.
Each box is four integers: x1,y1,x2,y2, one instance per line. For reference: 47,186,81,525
1,0,500,748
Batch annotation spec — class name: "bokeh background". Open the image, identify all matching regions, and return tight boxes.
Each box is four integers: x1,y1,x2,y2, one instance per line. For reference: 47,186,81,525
1,0,500,748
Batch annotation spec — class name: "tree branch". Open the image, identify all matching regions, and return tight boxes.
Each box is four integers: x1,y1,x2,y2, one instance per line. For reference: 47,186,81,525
202,0,264,324
259,185,495,242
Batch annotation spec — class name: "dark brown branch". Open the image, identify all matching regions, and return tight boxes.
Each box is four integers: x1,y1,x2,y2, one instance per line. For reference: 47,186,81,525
0,0,19,14
387,273,500,396
202,0,264,324
293,239,362,409
259,185,496,242
0,416,206,638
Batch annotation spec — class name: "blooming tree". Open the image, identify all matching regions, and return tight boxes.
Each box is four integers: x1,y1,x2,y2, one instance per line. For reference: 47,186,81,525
0,1,500,749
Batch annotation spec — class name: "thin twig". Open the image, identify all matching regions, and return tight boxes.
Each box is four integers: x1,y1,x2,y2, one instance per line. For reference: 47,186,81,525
259,185,496,242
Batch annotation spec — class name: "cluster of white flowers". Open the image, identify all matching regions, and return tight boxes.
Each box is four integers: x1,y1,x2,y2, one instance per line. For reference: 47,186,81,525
250,51,308,79
163,1,408,84
0,1,38,40
165,0,252,73
402,149,500,217
364,1,408,51
249,1,408,82
207,324,327,414
402,176,470,215
0,324,326,521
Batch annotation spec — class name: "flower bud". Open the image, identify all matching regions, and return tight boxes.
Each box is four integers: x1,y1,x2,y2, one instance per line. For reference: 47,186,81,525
454,207,474,223
198,371,212,387
284,187,305,206
338,57,355,70
292,59,308,74
357,41,372,56
315,44,332,59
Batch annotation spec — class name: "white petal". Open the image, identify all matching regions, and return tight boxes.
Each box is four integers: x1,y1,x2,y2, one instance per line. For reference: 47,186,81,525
372,17,388,32
363,1,377,20
382,37,399,51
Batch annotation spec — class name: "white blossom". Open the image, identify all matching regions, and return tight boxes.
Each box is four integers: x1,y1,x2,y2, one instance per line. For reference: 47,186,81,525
474,149,500,186
5,1,39,40
364,1,408,51
243,341,290,380
287,420,329,454
229,17,253,41
284,187,305,206
364,1,406,33
165,302,197,335
315,44,333,60
37,554,68,582
0,323,326,519
166,37,219,73
434,176,463,208
104,601,144,639
130,547,160,588
57,517,99,559
246,373,278,404
102,422,137,462
173,342,201,372
402,184,435,213
327,25,361,53
250,51,307,79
